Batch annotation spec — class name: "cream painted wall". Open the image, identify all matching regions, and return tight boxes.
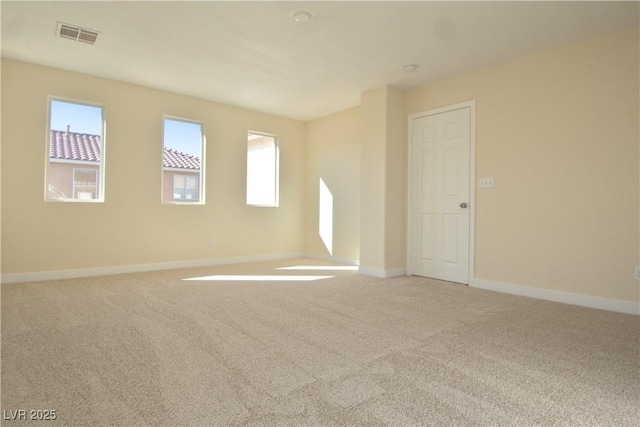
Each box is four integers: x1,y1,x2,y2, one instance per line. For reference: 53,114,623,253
406,27,639,302
305,107,361,262
359,87,388,270
1,59,306,274
384,87,406,270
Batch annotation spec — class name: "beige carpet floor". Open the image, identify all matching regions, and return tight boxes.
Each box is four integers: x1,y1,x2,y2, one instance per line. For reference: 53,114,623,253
1,258,638,426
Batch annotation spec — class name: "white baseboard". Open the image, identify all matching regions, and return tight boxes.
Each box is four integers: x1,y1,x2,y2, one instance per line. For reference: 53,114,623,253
303,252,359,266
1,252,305,284
358,266,406,278
471,278,639,316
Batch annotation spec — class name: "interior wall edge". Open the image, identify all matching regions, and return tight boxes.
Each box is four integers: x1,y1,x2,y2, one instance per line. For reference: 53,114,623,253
303,252,359,267
358,266,406,279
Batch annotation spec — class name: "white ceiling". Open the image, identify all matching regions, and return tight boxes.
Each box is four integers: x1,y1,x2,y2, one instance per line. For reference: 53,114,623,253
2,1,638,121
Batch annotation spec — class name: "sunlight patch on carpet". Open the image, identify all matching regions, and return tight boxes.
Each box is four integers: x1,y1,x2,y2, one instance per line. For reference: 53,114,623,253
277,265,358,271
183,275,334,282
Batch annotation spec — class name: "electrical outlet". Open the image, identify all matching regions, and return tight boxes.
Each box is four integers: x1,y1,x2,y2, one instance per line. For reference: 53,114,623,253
209,238,216,247
634,266,640,281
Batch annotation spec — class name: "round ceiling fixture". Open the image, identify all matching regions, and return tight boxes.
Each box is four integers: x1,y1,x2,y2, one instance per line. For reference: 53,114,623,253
403,64,418,73
293,10,312,23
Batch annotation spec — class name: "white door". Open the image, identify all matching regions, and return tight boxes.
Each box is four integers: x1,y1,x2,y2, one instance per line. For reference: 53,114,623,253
408,105,471,284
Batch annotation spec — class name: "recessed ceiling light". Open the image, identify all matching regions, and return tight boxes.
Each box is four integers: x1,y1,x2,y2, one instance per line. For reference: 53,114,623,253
403,64,418,73
293,10,312,23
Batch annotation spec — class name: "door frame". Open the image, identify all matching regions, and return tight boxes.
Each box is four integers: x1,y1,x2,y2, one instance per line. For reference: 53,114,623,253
406,100,476,283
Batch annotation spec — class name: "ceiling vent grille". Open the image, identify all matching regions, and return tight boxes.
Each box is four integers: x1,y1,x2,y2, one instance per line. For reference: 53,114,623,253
57,22,99,45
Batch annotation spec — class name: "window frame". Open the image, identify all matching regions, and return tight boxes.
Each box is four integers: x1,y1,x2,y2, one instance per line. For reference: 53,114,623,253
161,116,206,205
45,96,106,202
246,131,280,207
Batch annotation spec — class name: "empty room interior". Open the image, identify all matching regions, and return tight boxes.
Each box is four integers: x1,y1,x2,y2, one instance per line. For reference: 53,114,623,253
1,1,639,426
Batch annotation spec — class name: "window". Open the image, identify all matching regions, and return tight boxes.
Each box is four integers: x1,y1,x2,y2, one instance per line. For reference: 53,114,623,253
73,168,98,199
162,117,204,204
46,98,105,201
246,132,279,207
173,175,199,200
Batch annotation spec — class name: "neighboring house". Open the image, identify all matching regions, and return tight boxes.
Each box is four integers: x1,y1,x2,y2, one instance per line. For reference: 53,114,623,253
48,128,101,199
48,128,200,201
162,147,201,202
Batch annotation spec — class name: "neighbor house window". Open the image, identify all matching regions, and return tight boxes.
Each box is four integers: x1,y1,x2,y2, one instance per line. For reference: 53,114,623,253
173,175,199,200
46,98,105,201
162,117,204,204
73,168,98,199
246,132,279,207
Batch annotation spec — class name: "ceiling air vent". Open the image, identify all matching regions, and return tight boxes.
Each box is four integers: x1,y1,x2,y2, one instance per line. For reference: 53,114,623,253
56,22,99,45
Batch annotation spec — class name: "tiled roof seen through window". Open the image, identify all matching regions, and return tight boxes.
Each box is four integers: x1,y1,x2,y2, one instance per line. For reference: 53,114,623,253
50,130,101,162
162,147,200,170
49,130,200,169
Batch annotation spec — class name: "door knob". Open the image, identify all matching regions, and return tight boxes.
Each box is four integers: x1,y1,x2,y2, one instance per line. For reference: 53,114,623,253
460,202,468,208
